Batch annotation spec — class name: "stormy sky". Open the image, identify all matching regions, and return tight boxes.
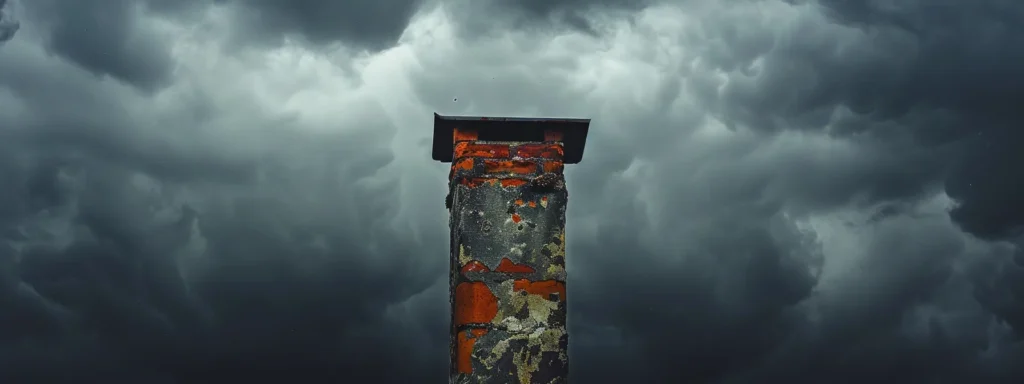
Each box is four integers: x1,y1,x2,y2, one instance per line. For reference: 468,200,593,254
1,0,1022,382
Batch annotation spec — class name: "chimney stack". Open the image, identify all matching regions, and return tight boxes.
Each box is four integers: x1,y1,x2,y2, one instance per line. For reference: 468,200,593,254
433,113,590,383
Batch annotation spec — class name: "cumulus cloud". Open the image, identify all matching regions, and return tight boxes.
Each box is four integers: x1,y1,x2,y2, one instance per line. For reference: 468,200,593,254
1,0,1022,383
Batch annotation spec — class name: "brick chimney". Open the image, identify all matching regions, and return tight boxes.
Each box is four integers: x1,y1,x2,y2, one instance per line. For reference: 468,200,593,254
433,113,590,383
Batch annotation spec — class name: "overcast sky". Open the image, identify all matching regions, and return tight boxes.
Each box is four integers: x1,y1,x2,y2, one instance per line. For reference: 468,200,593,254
1,0,1023,382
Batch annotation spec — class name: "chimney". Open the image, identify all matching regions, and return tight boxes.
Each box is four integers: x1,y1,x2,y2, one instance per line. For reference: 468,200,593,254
433,113,590,383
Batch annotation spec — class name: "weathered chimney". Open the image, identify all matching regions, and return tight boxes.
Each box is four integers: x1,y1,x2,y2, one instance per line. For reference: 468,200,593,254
433,113,590,383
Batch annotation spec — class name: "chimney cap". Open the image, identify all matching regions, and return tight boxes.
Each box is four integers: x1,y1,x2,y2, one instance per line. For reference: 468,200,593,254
432,113,591,163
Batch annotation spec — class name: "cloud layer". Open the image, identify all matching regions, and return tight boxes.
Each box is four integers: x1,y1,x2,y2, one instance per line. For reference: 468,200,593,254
1,0,1022,382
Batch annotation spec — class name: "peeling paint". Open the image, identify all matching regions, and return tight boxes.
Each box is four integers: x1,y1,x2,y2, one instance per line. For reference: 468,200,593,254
458,244,471,266
454,157,474,171
483,159,538,175
456,142,512,158
513,280,566,303
457,329,489,373
495,258,536,273
462,260,491,274
515,143,565,159
501,179,529,188
455,282,498,325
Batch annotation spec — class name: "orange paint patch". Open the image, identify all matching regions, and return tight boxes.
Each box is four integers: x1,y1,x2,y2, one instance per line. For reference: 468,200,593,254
513,279,566,302
515,144,564,159
460,260,490,274
454,282,499,325
515,199,524,206
500,179,528,188
495,258,536,273
543,161,564,173
453,128,478,142
456,329,488,374
511,214,522,223
453,158,474,171
528,201,537,208
483,160,537,175
455,143,511,158
544,130,564,142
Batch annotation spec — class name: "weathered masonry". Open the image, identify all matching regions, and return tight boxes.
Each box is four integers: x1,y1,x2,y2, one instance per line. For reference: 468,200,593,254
432,113,590,384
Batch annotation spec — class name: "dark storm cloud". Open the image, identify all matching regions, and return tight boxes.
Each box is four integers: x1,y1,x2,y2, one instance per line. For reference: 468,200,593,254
3,0,1024,384
0,151,446,382
440,0,654,39
0,0,18,42
475,0,652,32
687,0,1024,347
0,23,449,382
406,0,1024,381
219,0,423,49
207,0,653,49
21,0,175,90
19,0,427,90
703,0,1024,240
14,0,648,91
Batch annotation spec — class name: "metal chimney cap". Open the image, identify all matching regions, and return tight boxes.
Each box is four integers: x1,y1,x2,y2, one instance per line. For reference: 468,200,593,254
431,113,591,164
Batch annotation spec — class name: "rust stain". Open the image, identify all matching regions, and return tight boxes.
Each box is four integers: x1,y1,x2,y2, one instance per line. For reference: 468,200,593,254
495,258,536,273
513,279,566,302
543,160,564,173
453,127,478,142
515,143,564,159
455,143,511,158
460,260,491,274
501,179,528,187
456,328,488,374
511,213,522,223
455,282,499,325
483,160,537,175
544,130,564,142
